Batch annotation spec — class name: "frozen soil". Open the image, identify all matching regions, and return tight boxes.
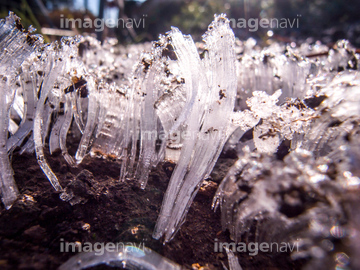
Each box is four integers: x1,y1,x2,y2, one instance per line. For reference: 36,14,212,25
0,139,301,270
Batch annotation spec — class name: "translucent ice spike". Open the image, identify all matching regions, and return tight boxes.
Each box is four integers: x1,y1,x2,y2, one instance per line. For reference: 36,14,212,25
136,51,165,189
91,85,128,158
60,94,76,166
34,48,65,192
49,101,65,154
153,25,207,240
119,73,139,181
129,86,141,174
154,15,237,242
6,67,37,152
165,16,237,242
58,246,182,270
225,248,243,270
75,76,99,164
136,68,158,188
0,78,19,209
119,57,147,180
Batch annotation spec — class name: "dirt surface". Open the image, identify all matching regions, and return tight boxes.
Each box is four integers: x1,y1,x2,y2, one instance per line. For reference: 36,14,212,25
0,141,301,270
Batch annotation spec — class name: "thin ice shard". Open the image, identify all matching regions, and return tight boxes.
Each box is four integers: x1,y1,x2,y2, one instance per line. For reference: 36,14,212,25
59,94,76,166
75,76,99,164
225,248,243,270
135,54,162,188
153,14,237,242
33,47,65,191
0,77,19,209
152,26,207,240
7,65,37,153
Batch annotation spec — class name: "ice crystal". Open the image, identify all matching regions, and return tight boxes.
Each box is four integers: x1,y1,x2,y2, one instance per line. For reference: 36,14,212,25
213,146,358,269
59,246,182,270
153,14,237,242
213,68,360,268
224,248,243,270
0,11,359,269
0,12,238,242
0,12,42,209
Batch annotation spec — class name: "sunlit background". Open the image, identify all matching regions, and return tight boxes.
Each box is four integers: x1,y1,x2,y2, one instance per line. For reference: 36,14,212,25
0,0,359,46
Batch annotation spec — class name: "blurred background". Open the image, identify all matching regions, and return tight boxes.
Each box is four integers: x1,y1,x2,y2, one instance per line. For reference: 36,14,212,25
0,0,359,46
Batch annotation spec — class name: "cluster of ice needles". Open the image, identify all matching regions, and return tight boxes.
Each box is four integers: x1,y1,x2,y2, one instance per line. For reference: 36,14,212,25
0,11,360,269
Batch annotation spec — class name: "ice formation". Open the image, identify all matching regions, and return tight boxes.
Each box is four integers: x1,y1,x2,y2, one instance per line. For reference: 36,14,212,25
0,12,239,242
0,10,360,269
59,246,182,270
0,14,42,209
224,248,243,270
153,15,237,242
213,40,360,269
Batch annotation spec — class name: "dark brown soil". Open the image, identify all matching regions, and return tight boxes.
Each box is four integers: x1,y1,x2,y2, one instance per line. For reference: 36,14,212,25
0,144,300,270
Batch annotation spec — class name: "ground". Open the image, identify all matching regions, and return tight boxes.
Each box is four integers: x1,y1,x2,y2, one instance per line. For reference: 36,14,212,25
0,138,301,270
